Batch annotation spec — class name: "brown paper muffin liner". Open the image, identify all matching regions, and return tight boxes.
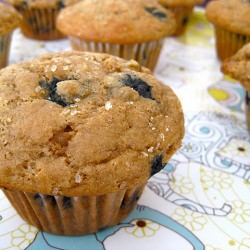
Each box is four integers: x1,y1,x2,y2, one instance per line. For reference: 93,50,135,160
69,38,163,71
215,27,250,61
2,183,146,235
0,32,12,69
245,90,250,131
14,6,65,40
163,6,193,36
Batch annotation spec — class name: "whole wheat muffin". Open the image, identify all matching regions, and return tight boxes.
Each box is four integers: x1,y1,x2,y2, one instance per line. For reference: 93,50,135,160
221,43,250,129
0,2,22,68
222,43,250,89
56,0,176,71
158,0,204,35
5,0,81,40
206,0,250,60
0,51,184,235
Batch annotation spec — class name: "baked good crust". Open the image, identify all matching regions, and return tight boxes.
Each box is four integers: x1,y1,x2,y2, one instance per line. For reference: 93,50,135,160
0,51,184,196
205,0,250,36
221,43,250,91
56,0,176,44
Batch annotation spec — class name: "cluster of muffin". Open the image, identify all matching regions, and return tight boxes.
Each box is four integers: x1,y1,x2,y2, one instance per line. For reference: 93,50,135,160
4,0,250,69
1,0,204,70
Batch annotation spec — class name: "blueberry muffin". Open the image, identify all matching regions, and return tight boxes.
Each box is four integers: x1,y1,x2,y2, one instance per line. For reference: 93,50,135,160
206,0,250,60
0,51,184,235
4,0,81,40
0,3,22,68
56,0,176,71
158,0,204,35
221,43,250,129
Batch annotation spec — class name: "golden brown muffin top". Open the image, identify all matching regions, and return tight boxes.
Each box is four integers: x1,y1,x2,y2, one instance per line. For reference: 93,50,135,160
205,0,250,36
0,3,22,35
0,51,184,196
56,0,176,44
158,0,204,7
221,43,250,91
4,0,81,8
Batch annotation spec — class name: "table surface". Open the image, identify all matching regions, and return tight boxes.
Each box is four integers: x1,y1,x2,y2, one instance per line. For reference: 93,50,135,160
0,8,250,250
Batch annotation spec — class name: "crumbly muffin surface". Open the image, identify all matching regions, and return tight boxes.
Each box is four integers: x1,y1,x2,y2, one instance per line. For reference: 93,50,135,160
0,3,22,35
222,43,250,91
0,51,184,196
56,0,176,44
205,0,250,35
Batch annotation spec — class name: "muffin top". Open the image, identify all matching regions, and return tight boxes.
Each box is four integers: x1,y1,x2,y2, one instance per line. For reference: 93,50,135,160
4,0,81,8
205,0,250,36
0,3,22,35
0,51,184,196
158,0,204,7
56,0,176,44
221,43,250,91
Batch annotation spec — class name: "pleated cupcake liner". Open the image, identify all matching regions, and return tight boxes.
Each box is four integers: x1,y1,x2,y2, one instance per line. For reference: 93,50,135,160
0,32,12,69
3,183,145,235
215,27,250,61
15,6,65,40
69,38,163,71
245,90,250,131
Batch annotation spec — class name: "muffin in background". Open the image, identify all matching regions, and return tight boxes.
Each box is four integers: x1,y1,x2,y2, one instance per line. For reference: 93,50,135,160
4,0,81,40
0,51,184,235
158,0,204,35
221,43,250,130
56,0,176,71
0,3,21,68
206,0,250,61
